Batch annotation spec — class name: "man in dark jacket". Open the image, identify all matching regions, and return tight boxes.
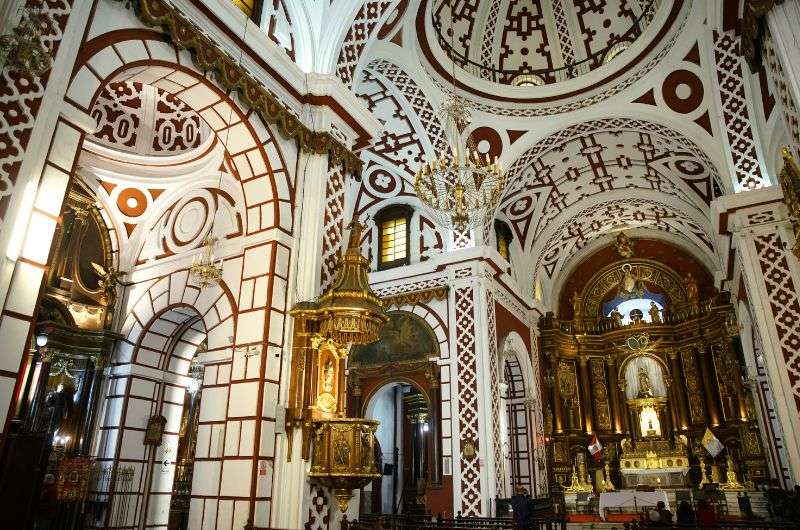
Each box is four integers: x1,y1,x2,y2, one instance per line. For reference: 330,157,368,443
510,487,532,530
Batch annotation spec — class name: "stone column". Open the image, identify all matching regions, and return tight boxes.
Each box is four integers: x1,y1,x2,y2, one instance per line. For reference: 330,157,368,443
714,187,800,483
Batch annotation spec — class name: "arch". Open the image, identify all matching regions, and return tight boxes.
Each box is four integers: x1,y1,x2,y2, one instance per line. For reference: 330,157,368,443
498,331,538,495
67,30,294,237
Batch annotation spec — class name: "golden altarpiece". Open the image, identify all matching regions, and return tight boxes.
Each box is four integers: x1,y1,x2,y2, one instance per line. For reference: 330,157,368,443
540,235,768,492
286,222,388,511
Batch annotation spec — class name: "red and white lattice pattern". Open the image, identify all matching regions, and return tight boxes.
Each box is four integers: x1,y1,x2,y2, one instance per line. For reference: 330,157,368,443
551,0,576,66
336,1,395,87
320,162,346,292
91,82,209,155
486,289,505,497
373,276,447,297
533,197,713,282
0,0,74,221
502,119,723,251
307,485,330,530
712,31,768,190
478,1,502,81
764,33,800,156
263,0,297,60
455,286,482,515
753,233,800,413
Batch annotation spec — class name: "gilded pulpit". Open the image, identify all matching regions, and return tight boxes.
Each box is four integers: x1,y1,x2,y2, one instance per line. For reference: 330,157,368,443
287,221,388,510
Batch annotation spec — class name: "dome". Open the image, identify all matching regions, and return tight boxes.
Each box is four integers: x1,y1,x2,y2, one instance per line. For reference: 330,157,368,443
429,0,666,86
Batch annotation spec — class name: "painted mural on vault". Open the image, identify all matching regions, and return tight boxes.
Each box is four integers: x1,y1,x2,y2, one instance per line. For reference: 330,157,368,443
350,311,438,365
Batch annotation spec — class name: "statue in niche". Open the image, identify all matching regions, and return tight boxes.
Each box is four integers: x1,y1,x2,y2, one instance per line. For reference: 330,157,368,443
649,301,662,323
638,366,654,398
686,273,699,304
617,264,645,300
334,433,350,466
322,360,335,393
616,232,635,258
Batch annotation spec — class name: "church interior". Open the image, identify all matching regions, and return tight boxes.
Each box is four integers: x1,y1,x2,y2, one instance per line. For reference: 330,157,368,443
1,0,800,529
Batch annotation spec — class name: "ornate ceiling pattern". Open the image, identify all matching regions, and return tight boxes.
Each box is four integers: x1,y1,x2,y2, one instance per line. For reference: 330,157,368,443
499,118,723,251
91,82,211,156
531,197,714,286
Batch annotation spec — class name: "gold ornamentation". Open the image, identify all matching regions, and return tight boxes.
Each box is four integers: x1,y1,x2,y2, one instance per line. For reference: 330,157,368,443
580,260,687,317
680,349,705,423
308,419,380,512
0,7,52,76
615,232,635,258
779,147,800,259
602,462,615,492
136,0,362,173
383,286,449,308
565,457,593,493
414,94,506,231
720,451,746,491
590,359,612,430
189,235,223,288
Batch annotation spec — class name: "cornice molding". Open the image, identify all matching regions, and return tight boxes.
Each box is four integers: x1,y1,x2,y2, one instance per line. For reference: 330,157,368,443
134,0,363,172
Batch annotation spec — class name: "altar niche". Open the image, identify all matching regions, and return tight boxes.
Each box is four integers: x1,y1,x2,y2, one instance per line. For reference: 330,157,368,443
540,238,769,494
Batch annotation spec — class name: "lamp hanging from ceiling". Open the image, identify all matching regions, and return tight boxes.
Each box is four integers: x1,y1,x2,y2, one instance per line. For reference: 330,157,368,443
414,2,506,232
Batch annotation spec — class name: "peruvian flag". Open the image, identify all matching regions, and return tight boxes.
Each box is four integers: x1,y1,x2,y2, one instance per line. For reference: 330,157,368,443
588,433,603,462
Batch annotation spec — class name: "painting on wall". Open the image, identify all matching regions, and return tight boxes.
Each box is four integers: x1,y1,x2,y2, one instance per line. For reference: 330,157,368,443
350,311,438,366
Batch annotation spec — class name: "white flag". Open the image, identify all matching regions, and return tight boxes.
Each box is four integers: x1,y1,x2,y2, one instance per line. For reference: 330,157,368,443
702,427,724,457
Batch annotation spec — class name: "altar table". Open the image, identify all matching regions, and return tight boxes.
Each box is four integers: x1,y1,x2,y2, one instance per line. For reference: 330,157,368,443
598,490,669,520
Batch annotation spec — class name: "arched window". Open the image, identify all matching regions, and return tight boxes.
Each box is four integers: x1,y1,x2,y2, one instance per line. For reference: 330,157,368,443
495,220,514,262
375,204,412,270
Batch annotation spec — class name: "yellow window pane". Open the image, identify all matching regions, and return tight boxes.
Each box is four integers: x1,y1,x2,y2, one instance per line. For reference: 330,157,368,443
380,217,407,264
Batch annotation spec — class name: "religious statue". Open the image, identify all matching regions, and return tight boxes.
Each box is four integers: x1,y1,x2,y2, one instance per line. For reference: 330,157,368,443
571,290,582,318
322,360,335,393
686,273,699,304
610,308,623,327
638,366,654,398
617,263,645,299
602,462,615,492
649,301,662,323
334,433,350,466
615,231,635,258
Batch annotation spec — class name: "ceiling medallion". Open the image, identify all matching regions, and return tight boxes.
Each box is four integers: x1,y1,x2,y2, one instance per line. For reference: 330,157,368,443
0,6,52,76
414,93,506,231
189,235,223,288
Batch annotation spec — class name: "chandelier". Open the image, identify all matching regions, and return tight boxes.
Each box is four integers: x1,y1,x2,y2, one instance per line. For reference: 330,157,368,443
0,6,52,76
189,235,223,288
414,3,506,232
414,94,505,231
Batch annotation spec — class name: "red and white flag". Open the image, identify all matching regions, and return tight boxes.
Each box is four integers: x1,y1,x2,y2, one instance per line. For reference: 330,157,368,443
588,433,603,462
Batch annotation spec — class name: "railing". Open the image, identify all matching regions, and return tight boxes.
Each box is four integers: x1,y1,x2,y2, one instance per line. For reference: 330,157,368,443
348,514,567,530
431,0,660,85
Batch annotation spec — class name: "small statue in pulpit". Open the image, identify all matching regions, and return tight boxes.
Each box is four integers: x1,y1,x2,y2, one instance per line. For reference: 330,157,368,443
649,301,662,323
638,367,654,398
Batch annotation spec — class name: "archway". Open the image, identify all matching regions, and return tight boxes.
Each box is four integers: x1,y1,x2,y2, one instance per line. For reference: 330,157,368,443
499,331,537,496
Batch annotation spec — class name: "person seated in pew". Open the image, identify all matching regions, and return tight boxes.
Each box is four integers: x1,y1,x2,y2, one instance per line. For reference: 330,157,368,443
696,499,717,527
676,500,695,525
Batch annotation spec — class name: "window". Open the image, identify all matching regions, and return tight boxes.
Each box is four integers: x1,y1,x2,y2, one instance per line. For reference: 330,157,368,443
376,205,412,270
495,220,514,262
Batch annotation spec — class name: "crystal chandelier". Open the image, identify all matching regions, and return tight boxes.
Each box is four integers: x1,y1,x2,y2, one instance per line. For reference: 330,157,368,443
0,6,52,76
414,94,505,231
189,235,223,288
414,4,506,232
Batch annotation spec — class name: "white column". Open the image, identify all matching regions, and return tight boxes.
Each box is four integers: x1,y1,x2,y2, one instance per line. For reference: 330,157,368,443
717,187,800,484
768,1,800,126
270,150,329,529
